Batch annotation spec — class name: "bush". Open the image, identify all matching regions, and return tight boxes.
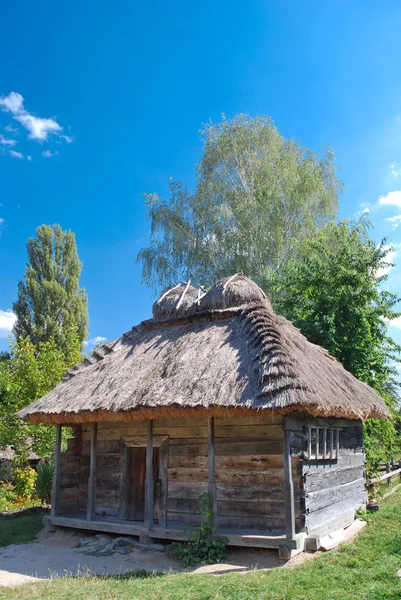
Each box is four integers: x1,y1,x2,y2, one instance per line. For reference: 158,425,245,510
35,459,54,503
170,492,228,566
12,466,37,500
0,482,18,511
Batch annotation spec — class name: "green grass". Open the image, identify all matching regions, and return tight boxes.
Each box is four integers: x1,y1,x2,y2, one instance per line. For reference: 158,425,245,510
1,495,401,600
0,508,47,548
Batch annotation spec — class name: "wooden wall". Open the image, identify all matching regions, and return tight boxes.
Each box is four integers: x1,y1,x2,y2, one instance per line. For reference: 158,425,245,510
58,416,301,533
58,428,81,515
288,417,367,536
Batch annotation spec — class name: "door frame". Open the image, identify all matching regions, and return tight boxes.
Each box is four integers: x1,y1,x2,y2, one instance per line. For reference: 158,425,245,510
118,435,169,527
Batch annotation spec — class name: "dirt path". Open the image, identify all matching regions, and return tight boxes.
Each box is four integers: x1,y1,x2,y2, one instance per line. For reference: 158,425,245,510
0,529,313,587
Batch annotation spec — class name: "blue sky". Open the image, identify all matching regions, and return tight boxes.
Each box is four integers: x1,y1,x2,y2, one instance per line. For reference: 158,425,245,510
1,0,401,363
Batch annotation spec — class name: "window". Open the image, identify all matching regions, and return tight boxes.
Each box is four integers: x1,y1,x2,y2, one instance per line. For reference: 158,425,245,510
307,425,340,460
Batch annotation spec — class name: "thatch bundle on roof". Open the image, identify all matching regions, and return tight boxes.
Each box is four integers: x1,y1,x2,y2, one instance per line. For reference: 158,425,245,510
17,275,390,425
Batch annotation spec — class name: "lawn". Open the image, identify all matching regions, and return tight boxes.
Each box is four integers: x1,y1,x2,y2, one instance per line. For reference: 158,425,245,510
0,508,47,548
1,494,401,600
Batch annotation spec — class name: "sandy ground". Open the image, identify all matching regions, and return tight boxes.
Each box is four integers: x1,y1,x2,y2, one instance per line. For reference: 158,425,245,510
0,529,313,587
0,520,366,588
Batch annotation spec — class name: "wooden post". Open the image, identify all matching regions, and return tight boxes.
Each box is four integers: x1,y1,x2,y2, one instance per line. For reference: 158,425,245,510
144,419,154,529
283,422,296,541
51,424,62,518
87,422,97,521
208,416,217,527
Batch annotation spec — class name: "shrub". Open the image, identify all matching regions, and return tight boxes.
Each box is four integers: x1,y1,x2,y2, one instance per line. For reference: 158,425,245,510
170,492,228,566
12,466,37,500
35,459,54,503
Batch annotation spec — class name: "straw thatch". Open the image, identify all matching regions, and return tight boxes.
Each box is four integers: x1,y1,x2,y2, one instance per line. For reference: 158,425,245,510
0,446,39,462
17,275,390,424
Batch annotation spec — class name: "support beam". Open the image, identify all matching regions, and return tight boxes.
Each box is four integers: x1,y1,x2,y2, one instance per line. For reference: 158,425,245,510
208,416,217,526
144,419,154,529
87,422,97,521
283,422,296,541
51,424,62,518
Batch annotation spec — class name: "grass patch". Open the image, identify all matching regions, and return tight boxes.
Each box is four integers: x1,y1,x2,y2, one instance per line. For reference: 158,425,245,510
1,494,401,599
0,508,47,548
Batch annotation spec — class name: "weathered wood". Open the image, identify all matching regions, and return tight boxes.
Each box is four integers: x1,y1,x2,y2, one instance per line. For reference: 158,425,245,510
285,415,363,431
118,444,129,520
214,415,283,426
305,491,367,532
208,416,217,524
51,515,303,549
168,481,209,499
159,438,169,527
283,425,296,540
216,483,288,502
302,453,365,475
167,468,209,482
370,467,401,484
51,424,62,518
304,478,366,513
216,469,285,484
217,500,286,519
215,440,283,455
304,465,365,493
214,425,283,440
59,488,79,502
87,422,97,521
144,419,154,528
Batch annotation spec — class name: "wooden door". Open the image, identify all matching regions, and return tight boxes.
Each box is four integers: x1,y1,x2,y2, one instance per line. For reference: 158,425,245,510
127,446,160,522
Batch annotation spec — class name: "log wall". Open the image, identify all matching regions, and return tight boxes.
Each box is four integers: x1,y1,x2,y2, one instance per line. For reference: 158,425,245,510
288,416,367,536
58,415,302,532
58,427,81,516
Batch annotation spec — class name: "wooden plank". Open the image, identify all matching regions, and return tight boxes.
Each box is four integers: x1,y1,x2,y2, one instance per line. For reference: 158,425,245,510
159,438,169,527
51,424,62,518
59,488,79,502
154,417,208,429
51,516,302,549
214,415,283,426
370,467,401,484
208,416,217,525
305,478,366,513
283,425,296,540
217,515,285,531
216,483,287,502
118,444,129,520
217,500,285,519
168,481,208,499
305,491,367,531
169,442,208,456
285,416,363,431
168,468,209,482
302,453,365,475
87,422,97,521
214,425,283,440
216,469,285,484
144,419,154,528
304,465,365,493
215,440,283,456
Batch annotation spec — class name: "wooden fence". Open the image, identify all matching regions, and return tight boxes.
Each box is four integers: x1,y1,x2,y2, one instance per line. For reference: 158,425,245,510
368,461,401,500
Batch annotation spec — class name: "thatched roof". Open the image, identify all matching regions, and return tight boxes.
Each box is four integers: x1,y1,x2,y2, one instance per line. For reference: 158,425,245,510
0,446,39,462
17,275,390,424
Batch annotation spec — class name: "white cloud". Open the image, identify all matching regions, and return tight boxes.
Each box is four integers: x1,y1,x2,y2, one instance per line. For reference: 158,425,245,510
379,191,401,208
0,309,16,338
84,336,107,351
386,214,401,230
0,134,17,146
0,92,24,113
42,150,54,158
0,218,4,224
389,316,401,330
4,124,17,133
27,155,32,161
9,150,24,159
377,245,398,278
0,91,68,143
389,164,401,178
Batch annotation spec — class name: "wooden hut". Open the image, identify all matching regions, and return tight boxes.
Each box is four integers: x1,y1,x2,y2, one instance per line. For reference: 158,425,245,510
17,275,389,557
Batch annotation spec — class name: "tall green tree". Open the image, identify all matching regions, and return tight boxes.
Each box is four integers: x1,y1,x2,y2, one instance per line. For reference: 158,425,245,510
138,114,342,292
0,335,81,459
13,224,88,354
271,219,401,471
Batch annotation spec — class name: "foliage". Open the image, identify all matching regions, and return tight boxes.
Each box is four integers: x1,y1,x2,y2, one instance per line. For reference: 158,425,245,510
271,219,401,469
13,224,88,356
2,491,401,599
170,492,228,566
12,467,37,500
0,336,81,461
138,114,341,292
35,459,54,503
0,482,18,510
0,508,47,546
